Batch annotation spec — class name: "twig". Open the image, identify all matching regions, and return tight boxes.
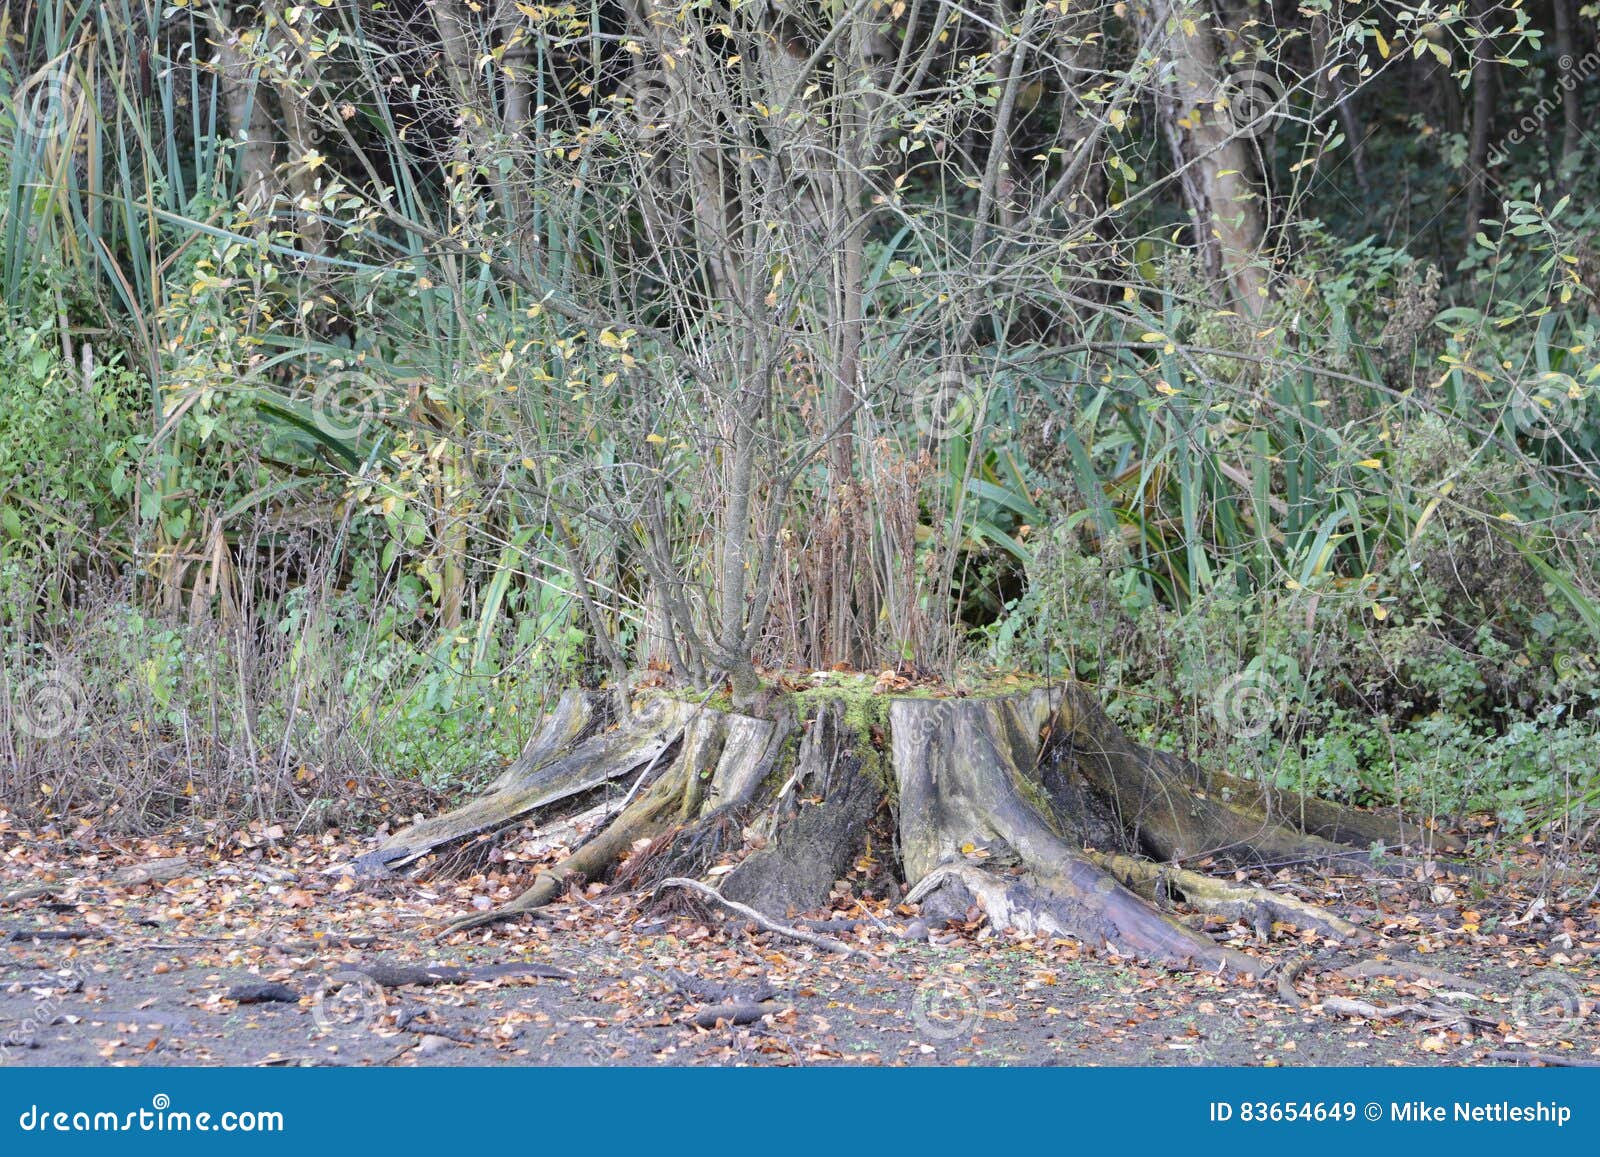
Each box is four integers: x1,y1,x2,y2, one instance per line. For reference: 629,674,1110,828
1275,955,1312,1007
1,884,63,907
1320,995,1498,1030
689,1001,778,1028
655,877,859,958
351,961,574,987
1337,960,1486,992
1485,1050,1600,1068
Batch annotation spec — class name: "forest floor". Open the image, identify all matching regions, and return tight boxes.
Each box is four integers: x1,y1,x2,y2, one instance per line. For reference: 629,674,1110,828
1,817,1596,1067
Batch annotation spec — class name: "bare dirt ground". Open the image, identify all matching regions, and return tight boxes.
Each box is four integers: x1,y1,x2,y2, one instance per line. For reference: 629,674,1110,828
2,819,1596,1067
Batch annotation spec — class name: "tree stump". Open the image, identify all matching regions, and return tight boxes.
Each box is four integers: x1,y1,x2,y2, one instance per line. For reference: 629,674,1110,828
364,680,1445,975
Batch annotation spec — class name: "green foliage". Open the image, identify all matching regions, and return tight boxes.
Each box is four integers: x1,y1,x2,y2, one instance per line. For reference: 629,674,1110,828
0,311,142,577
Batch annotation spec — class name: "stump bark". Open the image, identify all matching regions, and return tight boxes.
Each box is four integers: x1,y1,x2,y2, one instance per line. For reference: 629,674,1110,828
363,680,1447,975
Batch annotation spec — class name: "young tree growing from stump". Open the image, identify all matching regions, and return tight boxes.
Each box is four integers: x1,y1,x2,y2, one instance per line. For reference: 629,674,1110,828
231,1,1473,967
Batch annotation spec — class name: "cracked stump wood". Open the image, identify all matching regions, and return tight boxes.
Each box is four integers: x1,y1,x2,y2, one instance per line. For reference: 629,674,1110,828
369,681,1434,971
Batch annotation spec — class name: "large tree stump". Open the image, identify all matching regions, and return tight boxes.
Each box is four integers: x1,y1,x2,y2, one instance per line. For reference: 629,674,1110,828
367,680,1442,974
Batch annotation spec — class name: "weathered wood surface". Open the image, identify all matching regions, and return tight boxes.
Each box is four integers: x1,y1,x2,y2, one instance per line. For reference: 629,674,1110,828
354,693,683,876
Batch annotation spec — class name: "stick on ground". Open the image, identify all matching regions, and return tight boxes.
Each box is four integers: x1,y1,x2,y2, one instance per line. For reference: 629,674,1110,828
655,877,859,958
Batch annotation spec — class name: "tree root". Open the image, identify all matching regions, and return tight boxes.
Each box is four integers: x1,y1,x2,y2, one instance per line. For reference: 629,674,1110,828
355,961,573,986
1054,683,1483,880
689,1002,779,1028
1204,769,1464,855
400,680,1458,977
655,877,860,958
1086,850,1367,944
1276,954,1315,1006
439,756,692,936
1485,1050,1600,1068
1320,994,1498,1031
1336,960,1485,992
359,692,672,878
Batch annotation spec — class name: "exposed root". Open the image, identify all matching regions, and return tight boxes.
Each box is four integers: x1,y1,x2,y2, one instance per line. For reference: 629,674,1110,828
893,695,1266,975
403,681,1456,977
904,862,1266,977
359,692,677,877
1276,954,1314,1006
439,758,692,936
1086,850,1368,944
655,877,860,958
1336,960,1486,992
1054,684,1483,880
1205,769,1465,855
1321,994,1497,1031
689,1002,779,1028
1485,1050,1600,1068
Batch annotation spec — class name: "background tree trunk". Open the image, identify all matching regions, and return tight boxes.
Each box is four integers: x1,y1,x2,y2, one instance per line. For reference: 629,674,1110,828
1138,0,1271,313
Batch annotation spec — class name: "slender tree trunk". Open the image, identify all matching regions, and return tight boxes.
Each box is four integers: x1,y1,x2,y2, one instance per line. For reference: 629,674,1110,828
824,19,872,668
213,3,277,211
1137,0,1270,314
1552,0,1584,181
1313,13,1369,198
1464,0,1497,248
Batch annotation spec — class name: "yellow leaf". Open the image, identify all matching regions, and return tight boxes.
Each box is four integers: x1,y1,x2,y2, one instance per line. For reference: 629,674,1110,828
645,433,667,445
1356,458,1383,469
1374,30,1391,60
